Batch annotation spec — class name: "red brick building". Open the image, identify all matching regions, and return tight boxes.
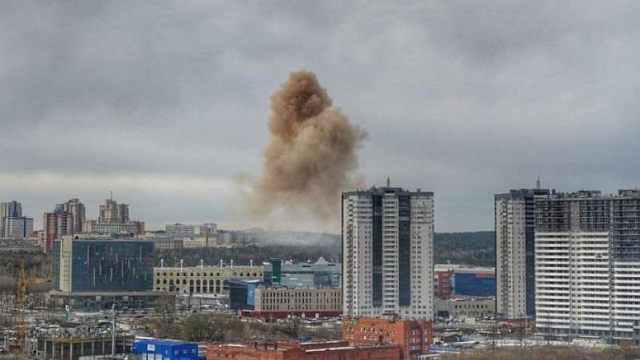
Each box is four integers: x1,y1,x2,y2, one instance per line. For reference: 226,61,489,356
436,270,454,299
342,318,433,360
206,341,400,360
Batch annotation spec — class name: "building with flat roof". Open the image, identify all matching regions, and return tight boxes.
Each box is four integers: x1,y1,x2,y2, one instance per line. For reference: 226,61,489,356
165,223,196,237
0,237,41,252
207,341,401,360
266,257,341,289
133,339,203,360
453,269,495,297
153,264,263,295
53,236,154,293
36,335,134,360
342,185,434,320
342,318,433,360
535,189,640,344
434,296,495,318
241,286,342,319
434,265,496,299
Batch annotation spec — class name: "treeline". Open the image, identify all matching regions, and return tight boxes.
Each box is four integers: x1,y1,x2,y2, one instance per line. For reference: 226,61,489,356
0,252,52,293
157,231,496,268
155,243,341,267
434,231,495,267
150,313,340,343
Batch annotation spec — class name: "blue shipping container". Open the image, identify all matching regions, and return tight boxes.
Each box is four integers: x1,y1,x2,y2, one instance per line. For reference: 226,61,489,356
133,339,202,360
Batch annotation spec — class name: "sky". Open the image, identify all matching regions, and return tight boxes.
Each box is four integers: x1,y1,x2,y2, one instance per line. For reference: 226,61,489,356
2,1,640,232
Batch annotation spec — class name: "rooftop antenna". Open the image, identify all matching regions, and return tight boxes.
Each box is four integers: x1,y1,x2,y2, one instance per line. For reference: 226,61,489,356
110,190,113,201
536,176,541,190
386,175,390,188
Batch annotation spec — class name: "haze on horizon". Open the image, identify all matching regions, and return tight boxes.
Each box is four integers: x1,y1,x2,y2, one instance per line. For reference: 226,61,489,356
1,1,640,232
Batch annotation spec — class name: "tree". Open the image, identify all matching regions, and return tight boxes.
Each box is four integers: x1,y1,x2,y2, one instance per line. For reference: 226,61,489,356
180,314,223,342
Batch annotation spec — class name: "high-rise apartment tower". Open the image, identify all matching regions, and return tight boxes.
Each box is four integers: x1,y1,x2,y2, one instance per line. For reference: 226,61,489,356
342,185,434,320
1,201,33,238
535,189,640,343
495,187,551,320
43,199,86,252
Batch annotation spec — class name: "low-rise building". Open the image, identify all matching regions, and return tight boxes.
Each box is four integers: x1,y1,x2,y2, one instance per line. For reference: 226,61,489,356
36,335,134,360
271,257,342,288
434,296,495,318
90,220,145,235
342,318,433,360
0,237,42,253
166,223,196,237
147,236,184,250
133,339,203,360
244,286,342,319
206,341,400,360
153,265,263,295
434,264,496,298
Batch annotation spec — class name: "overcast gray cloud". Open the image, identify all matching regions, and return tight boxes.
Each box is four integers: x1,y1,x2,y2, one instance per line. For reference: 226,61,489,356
1,0,640,231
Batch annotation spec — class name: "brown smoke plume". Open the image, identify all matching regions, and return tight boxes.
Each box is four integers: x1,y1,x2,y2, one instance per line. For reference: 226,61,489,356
248,70,366,222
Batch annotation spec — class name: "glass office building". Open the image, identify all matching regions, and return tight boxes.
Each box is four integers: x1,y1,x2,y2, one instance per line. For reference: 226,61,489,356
56,236,154,292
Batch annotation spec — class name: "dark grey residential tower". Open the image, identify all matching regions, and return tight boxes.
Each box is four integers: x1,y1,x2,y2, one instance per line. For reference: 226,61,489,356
495,187,551,320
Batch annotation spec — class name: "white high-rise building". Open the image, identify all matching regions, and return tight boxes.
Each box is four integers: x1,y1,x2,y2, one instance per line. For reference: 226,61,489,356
535,189,640,344
1,201,33,239
1,201,23,237
495,188,551,320
342,185,434,320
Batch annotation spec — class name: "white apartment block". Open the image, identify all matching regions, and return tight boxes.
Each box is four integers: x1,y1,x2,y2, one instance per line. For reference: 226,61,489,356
495,188,550,320
535,190,640,344
342,185,434,320
496,195,526,319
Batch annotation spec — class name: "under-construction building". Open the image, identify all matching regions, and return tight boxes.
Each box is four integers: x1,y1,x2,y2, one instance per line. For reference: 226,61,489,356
535,189,640,343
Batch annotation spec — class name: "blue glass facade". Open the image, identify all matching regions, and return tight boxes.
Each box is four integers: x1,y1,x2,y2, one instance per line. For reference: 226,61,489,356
71,240,154,292
228,279,259,311
454,272,496,297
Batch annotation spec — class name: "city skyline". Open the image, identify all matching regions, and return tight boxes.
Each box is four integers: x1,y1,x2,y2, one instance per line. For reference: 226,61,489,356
6,184,640,233
2,2,640,232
